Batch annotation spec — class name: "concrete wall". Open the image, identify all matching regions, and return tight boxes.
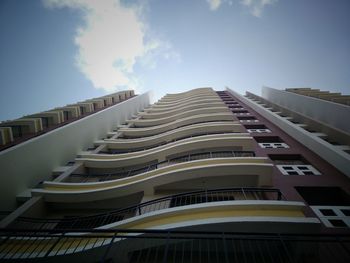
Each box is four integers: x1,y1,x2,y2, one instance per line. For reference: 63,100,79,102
0,92,151,210
227,88,350,178
262,87,350,133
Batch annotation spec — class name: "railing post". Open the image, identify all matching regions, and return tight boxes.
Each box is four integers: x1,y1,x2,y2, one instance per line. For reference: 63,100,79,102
222,232,229,263
138,205,142,215
162,231,170,263
100,213,110,227
242,188,247,200
100,231,117,263
44,231,65,258
278,233,294,263
278,191,282,200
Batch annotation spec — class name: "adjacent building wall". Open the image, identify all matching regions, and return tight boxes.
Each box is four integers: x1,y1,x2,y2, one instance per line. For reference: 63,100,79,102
227,87,350,178
0,92,151,210
261,86,350,133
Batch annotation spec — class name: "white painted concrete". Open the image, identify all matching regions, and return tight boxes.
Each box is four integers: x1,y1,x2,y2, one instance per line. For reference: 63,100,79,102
226,88,350,178
0,92,151,210
262,86,350,133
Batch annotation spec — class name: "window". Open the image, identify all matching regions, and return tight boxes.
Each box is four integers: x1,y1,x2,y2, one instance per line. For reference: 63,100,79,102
238,116,255,119
255,136,288,147
311,206,350,228
295,186,350,206
277,165,320,175
270,154,320,175
238,116,259,123
240,120,259,123
63,111,70,121
245,125,270,133
11,126,23,138
296,187,350,228
234,112,250,116
41,117,49,128
259,142,289,149
229,105,244,109
247,129,271,133
80,106,85,115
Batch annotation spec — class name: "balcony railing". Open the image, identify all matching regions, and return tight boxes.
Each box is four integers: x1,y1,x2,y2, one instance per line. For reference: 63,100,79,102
68,150,255,183
10,188,283,230
1,228,349,262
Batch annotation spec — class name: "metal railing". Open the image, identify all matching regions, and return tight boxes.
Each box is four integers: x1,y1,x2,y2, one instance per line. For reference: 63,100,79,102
10,188,283,230
68,150,255,183
1,228,349,262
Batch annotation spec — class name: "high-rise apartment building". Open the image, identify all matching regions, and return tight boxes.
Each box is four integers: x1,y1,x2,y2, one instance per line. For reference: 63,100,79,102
0,87,349,262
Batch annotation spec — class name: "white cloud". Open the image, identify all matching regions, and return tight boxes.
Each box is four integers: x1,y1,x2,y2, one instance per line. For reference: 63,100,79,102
206,0,277,17
43,0,172,93
207,0,222,11
240,0,278,17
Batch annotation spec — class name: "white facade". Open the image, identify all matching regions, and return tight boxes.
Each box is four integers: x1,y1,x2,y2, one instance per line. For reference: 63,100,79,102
0,92,151,210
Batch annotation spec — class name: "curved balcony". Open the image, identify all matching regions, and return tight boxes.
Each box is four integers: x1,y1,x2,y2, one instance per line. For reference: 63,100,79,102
32,156,273,202
154,95,220,108
102,122,246,151
145,98,223,113
14,188,288,230
78,135,254,169
77,150,256,177
162,87,214,98
154,92,219,104
8,188,319,261
3,229,346,262
162,88,216,100
127,107,231,127
1,188,322,261
118,113,236,138
139,101,225,119
101,132,249,154
158,93,218,104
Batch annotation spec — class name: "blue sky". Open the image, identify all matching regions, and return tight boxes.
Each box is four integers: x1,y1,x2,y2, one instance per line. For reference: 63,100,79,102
1,0,350,121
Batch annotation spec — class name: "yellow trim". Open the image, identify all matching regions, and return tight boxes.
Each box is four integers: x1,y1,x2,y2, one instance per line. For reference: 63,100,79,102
124,209,305,229
0,204,307,256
